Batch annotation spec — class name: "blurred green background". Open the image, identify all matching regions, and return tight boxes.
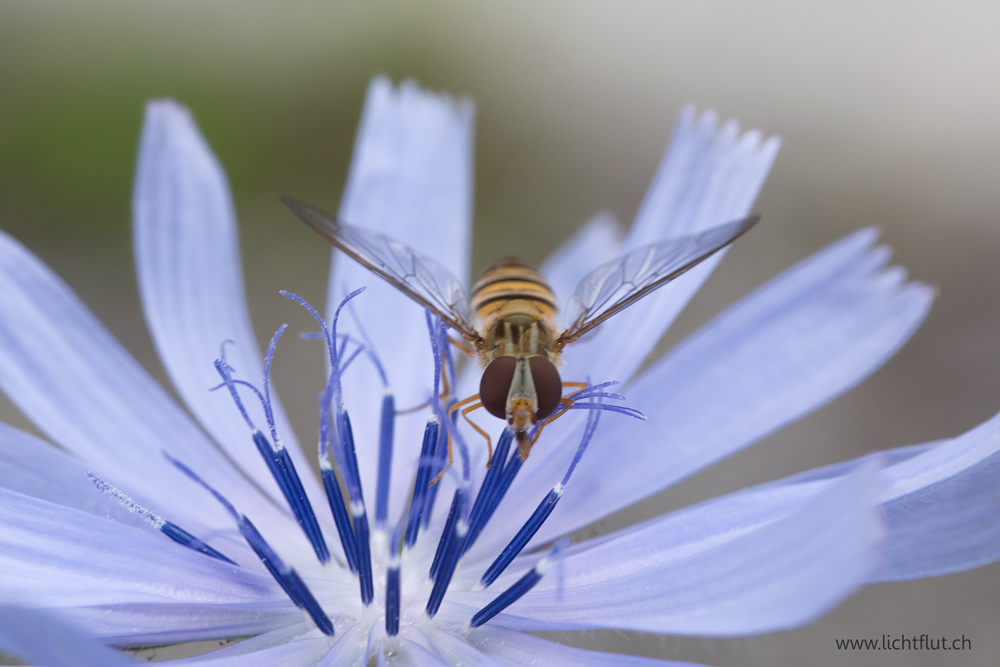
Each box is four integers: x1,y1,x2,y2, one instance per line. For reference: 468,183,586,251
2,1,999,665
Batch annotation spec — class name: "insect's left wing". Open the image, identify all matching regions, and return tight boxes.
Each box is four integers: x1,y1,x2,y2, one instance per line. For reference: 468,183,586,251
555,215,759,348
283,197,480,341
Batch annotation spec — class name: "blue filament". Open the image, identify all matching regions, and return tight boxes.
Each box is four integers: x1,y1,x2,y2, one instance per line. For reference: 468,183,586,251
261,324,288,444
429,490,461,582
464,441,524,553
404,417,440,548
321,467,358,573
159,522,236,565
249,429,330,565
336,410,373,604
211,342,330,565
461,428,513,555
385,524,403,636
87,472,235,564
479,397,602,588
164,453,334,636
470,540,569,628
425,488,468,618
421,401,451,528
375,392,395,526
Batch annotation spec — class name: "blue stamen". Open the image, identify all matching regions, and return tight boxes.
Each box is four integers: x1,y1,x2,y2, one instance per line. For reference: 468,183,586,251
425,311,443,399
440,319,457,396
425,488,468,618
375,392,396,527
425,402,473,616
314,346,363,575
469,539,569,628
212,342,330,565
430,394,471,485
480,398,602,588
164,453,334,636
417,313,450,529
250,429,330,565
466,440,524,550
404,417,440,548
87,472,235,564
347,294,389,388
429,489,461,581
158,522,236,564
338,411,374,605
461,427,513,555
566,380,619,399
321,465,358,573
566,403,645,419
213,355,254,430
261,324,289,444
385,524,403,636
420,401,451,528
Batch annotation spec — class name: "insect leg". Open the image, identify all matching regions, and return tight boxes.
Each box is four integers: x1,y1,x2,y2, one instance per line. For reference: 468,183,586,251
448,336,475,356
459,402,493,466
528,396,576,448
428,436,454,487
429,394,486,486
561,381,588,394
396,357,456,415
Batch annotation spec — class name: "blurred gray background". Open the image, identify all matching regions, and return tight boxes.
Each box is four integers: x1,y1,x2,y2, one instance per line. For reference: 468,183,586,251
1,1,998,665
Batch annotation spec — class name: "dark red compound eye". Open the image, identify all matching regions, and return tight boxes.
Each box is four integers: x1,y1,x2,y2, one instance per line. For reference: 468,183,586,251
480,357,516,419
529,357,561,420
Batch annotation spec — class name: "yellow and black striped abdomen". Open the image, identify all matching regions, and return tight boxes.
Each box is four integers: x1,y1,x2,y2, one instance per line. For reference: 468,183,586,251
472,258,558,360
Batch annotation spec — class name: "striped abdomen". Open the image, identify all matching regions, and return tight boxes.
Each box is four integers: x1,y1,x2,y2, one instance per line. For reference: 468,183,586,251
472,258,558,363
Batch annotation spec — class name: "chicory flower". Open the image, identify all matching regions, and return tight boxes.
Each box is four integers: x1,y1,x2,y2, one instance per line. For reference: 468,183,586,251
1,77,999,666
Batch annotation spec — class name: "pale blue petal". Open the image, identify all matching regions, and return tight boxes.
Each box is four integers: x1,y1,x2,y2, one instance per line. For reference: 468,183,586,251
0,229,300,541
384,639,449,667
328,77,474,523
464,464,879,635
0,489,285,626
559,109,780,384
0,603,132,667
464,626,711,666
801,410,1000,582
158,621,311,662
133,100,325,517
162,630,330,667
164,632,331,666
479,228,931,553
0,422,150,529
316,622,367,667
419,628,500,666
59,604,299,647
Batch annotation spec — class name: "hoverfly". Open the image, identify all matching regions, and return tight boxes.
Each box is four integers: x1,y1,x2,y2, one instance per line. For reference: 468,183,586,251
284,197,757,472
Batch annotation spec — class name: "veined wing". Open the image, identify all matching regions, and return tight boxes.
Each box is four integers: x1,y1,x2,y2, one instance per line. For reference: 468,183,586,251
555,215,759,347
283,197,480,341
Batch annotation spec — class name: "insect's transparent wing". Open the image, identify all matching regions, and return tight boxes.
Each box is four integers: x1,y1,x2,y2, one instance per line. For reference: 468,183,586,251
284,197,479,339
557,215,759,346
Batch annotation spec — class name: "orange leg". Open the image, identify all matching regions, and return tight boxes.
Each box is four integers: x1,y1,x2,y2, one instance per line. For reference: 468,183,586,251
528,396,575,448
430,394,494,486
395,356,454,415
525,382,589,448
449,336,476,357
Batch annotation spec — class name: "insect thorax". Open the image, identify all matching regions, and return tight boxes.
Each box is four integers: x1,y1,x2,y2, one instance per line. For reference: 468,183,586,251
471,258,558,364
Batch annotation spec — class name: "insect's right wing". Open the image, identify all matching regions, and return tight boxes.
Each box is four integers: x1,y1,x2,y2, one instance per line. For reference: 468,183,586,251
555,215,759,347
283,197,481,342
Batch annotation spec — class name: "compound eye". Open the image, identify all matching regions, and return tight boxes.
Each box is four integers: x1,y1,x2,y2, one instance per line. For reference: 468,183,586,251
530,357,561,420
480,357,516,419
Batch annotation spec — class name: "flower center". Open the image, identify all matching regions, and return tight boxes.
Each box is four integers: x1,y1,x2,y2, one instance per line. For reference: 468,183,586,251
96,289,642,644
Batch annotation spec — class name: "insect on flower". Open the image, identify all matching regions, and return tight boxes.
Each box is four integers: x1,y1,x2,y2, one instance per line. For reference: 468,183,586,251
284,197,758,472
